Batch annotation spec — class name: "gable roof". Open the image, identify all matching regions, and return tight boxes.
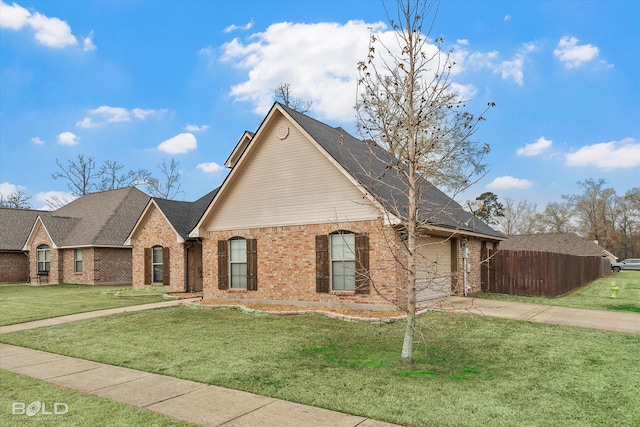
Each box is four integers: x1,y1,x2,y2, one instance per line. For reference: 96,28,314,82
0,208,51,251
193,102,502,240
278,103,503,239
499,233,611,257
151,188,219,240
24,187,150,249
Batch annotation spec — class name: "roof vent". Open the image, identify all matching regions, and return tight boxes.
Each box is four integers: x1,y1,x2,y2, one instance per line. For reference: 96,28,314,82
276,126,289,140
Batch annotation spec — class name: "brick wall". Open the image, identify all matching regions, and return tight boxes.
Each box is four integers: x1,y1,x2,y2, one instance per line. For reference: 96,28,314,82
94,248,133,285
0,251,29,283
203,219,402,308
59,247,95,284
27,222,57,285
130,204,186,292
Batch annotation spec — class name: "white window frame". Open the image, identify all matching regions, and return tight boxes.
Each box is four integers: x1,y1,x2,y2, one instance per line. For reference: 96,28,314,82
330,232,356,291
37,244,50,273
229,238,247,289
152,246,163,283
74,248,83,273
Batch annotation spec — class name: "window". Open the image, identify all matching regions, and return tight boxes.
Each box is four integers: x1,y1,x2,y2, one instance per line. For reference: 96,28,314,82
37,244,50,273
152,246,163,283
331,232,356,291
230,238,247,289
74,249,83,273
316,232,369,294
218,237,257,291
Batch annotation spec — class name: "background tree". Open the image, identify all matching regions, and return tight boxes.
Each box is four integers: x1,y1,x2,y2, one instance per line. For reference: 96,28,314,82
538,201,575,233
497,198,539,235
275,83,313,113
99,160,152,192
145,159,182,199
356,0,492,361
52,155,100,197
0,190,31,209
472,191,504,225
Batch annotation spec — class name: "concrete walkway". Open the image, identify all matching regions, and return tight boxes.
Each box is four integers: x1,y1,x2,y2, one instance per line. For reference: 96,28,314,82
1,297,638,426
442,296,640,335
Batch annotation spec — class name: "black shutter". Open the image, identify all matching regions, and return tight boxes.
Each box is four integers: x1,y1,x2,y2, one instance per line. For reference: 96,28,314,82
247,238,258,291
144,248,151,284
162,247,170,285
218,240,229,290
316,235,330,293
355,233,370,294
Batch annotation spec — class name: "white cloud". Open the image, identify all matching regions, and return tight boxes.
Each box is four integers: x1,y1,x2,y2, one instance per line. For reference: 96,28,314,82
0,1,30,30
0,1,84,49
553,36,600,69
197,162,224,174
565,138,640,169
455,41,535,86
220,20,387,122
57,131,79,146
185,124,209,132
83,31,96,51
76,106,166,128
503,15,512,22
517,137,552,156
0,181,25,196
31,136,44,145
487,176,533,190
224,19,253,33
34,190,76,210
157,133,197,154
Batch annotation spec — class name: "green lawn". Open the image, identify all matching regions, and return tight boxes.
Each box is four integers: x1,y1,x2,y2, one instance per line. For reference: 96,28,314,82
1,306,638,427
474,271,640,312
0,283,169,326
0,370,191,426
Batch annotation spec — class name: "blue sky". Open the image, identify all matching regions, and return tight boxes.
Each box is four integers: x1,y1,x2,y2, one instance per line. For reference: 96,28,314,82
1,0,639,210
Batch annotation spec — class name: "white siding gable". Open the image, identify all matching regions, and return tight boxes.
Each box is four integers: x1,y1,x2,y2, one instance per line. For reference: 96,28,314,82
205,115,380,231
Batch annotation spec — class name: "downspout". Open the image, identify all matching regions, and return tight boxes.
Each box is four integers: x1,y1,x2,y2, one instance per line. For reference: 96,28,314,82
462,243,470,296
185,241,193,293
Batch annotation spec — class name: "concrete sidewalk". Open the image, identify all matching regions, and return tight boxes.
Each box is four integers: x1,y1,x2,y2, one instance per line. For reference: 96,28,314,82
0,343,396,426
0,298,201,334
442,296,640,335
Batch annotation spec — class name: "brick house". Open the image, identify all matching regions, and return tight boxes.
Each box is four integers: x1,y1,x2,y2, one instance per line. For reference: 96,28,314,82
190,103,504,310
125,189,218,293
22,187,150,285
0,207,51,283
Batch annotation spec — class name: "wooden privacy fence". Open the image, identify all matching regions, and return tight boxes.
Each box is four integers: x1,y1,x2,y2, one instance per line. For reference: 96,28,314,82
481,249,611,297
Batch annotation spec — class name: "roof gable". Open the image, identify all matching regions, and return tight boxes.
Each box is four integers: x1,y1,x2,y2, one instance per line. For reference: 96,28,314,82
0,207,50,250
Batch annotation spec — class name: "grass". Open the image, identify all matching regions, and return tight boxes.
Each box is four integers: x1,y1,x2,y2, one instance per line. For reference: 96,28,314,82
0,283,169,326
474,271,640,313
1,306,638,427
0,370,191,426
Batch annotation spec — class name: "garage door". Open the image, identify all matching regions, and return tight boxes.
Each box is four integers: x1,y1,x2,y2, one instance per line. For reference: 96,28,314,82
415,236,452,304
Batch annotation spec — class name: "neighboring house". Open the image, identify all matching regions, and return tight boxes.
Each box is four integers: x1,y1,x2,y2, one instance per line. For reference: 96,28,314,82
190,102,504,309
22,187,150,285
0,208,51,283
126,189,218,293
499,233,618,262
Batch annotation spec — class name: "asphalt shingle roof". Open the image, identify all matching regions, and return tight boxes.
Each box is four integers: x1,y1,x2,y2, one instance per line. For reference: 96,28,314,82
153,188,219,240
499,233,609,257
0,208,50,250
279,103,503,239
41,187,150,247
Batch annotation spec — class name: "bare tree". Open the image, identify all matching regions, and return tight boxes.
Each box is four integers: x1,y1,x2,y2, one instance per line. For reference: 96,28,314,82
52,155,153,201
98,160,152,192
275,83,313,113
0,190,31,209
145,159,182,199
355,0,492,361
538,201,575,233
52,155,100,197
496,198,539,235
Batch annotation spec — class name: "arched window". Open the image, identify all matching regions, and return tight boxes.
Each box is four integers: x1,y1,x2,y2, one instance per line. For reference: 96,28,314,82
229,237,247,289
330,231,356,291
152,246,164,283
37,244,50,273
